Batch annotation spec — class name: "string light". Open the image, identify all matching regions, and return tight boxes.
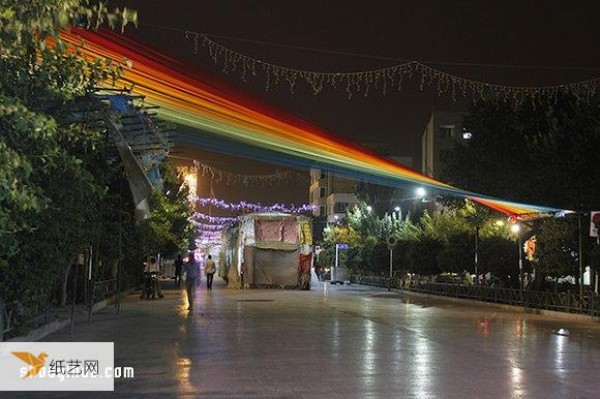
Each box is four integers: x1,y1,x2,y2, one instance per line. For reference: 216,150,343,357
186,31,600,104
196,196,314,213
170,156,307,186
193,221,228,230
194,213,238,223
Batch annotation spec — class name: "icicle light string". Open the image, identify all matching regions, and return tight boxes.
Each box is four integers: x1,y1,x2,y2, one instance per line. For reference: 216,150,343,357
194,213,238,224
194,221,228,231
185,31,600,103
196,197,314,213
193,160,307,187
171,156,307,186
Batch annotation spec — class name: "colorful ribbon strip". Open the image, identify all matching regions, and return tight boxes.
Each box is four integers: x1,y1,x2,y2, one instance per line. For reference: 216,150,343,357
60,28,570,220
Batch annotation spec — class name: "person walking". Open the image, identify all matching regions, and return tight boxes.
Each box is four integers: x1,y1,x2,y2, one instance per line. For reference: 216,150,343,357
183,251,201,310
174,254,184,288
205,255,216,290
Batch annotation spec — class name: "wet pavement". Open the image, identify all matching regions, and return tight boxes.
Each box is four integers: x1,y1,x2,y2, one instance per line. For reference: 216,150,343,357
6,278,600,398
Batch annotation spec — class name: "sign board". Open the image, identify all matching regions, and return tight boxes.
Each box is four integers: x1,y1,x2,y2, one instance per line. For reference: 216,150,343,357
336,243,348,249
591,211,600,237
387,236,397,249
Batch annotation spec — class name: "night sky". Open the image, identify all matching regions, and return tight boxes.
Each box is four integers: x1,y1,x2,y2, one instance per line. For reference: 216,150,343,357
113,0,600,206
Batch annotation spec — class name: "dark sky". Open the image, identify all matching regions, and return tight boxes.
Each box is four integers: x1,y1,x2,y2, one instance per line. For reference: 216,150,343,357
113,0,600,205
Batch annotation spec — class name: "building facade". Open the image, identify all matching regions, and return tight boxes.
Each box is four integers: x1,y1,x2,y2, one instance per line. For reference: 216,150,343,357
421,111,470,178
309,147,413,222
309,169,358,222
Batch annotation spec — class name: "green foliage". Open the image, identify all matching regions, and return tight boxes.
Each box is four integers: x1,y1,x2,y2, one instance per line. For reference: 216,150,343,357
478,237,520,284
441,95,600,282
419,208,471,243
321,197,523,280
0,1,137,326
535,218,578,276
137,163,195,258
442,95,600,211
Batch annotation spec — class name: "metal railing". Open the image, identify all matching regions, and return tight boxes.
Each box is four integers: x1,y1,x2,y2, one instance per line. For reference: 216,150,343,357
1,293,52,341
1,277,121,341
350,276,600,317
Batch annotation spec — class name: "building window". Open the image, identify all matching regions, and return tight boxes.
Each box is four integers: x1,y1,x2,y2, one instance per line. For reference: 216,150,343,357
320,170,327,179
319,187,326,198
320,206,325,216
334,202,348,213
439,126,455,139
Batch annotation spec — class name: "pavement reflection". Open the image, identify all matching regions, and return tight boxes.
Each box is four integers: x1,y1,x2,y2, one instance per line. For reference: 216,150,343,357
29,279,600,398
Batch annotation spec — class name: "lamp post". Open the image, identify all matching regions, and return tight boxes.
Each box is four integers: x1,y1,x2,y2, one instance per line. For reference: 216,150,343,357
511,223,523,299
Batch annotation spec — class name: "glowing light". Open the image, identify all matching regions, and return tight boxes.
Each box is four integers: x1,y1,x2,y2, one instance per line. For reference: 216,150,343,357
177,166,198,203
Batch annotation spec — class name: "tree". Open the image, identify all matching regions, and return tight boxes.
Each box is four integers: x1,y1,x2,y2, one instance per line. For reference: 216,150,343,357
478,237,519,286
442,95,600,211
0,1,136,323
535,218,578,276
137,163,195,259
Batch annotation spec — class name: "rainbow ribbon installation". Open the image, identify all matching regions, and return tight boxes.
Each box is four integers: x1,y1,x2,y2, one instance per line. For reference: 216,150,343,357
61,27,569,220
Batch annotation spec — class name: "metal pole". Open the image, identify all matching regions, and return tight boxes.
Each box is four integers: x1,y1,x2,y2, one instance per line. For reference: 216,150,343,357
117,230,122,314
475,225,479,283
333,244,339,282
518,233,523,300
70,261,79,335
579,213,584,297
389,248,393,279
88,247,95,326
388,247,393,292
0,299,5,342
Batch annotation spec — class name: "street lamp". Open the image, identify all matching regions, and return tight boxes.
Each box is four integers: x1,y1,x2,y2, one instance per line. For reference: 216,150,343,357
511,223,523,298
416,187,426,199
366,205,372,212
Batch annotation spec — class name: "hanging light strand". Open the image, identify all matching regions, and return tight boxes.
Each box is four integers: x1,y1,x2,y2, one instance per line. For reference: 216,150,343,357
186,31,600,103
196,196,314,214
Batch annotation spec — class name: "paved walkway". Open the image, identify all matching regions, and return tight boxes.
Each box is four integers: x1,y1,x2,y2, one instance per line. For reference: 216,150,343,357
6,278,600,398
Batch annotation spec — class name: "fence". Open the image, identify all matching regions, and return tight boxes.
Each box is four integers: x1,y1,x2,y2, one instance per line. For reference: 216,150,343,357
1,293,52,341
350,276,600,318
1,276,120,341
